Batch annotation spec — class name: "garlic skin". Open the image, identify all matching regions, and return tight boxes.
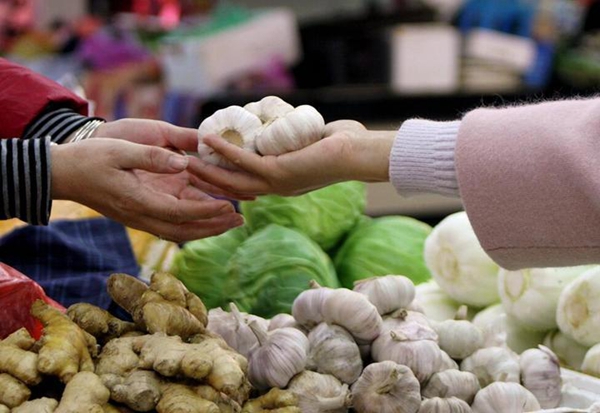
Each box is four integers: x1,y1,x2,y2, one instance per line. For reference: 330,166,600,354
556,266,600,347
418,397,472,413
197,105,262,168
321,289,383,344
382,309,434,335
247,322,309,389
414,281,462,322
269,313,306,333
244,96,294,123
353,275,416,315
543,329,589,371
582,343,600,378
371,330,445,383
292,282,332,330
432,318,484,360
206,303,264,358
519,345,561,408
498,266,592,332
307,323,363,384
351,361,421,413
424,212,499,307
287,371,351,413
460,346,520,388
470,382,540,413
255,105,325,156
422,370,481,404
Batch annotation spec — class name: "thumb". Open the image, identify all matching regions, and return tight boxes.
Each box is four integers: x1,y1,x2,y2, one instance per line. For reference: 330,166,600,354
116,142,189,173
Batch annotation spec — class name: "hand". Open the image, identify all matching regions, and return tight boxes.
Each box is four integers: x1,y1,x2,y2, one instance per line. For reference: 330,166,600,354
188,120,395,196
51,138,244,243
91,118,255,201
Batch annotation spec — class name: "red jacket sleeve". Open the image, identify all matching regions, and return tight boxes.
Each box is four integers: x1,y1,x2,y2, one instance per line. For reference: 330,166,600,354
0,58,89,139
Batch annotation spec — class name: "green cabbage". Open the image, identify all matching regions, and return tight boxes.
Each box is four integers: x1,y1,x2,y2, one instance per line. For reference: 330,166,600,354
225,224,339,317
170,225,250,309
334,215,432,288
240,181,366,251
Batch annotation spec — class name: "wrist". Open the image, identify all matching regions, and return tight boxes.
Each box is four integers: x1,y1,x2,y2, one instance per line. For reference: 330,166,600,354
351,129,396,182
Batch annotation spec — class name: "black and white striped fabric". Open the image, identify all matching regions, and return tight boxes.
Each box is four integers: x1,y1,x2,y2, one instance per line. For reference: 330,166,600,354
0,108,101,225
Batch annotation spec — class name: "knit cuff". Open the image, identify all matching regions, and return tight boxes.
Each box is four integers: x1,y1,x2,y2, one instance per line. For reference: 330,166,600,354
389,119,461,197
0,137,52,225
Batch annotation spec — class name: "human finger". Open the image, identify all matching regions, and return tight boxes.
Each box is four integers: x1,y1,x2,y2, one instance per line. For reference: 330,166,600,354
200,135,267,173
161,123,200,153
114,141,191,173
187,173,257,201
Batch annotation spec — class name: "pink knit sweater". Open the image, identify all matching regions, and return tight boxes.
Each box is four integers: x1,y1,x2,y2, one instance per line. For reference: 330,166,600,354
390,98,600,270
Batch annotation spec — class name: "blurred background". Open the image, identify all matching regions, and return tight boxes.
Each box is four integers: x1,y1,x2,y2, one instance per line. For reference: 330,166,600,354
2,0,599,222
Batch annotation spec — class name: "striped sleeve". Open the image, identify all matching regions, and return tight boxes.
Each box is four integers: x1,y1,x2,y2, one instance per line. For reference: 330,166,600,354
22,108,102,144
0,137,52,225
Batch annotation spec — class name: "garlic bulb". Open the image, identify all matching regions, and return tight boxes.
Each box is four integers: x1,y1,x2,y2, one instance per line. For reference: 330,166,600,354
582,343,600,378
247,322,309,389
353,275,416,315
244,96,294,123
255,105,325,156
422,370,480,404
470,382,540,413
371,330,445,383
498,266,592,332
197,105,262,168
556,266,600,347
414,281,462,322
418,397,472,413
351,361,421,413
269,313,305,332
206,303,259,358
439,350,459,371
382,309,434,334
519,346,561,408
460,346,520,388
424,211,499,307
287,371,351,413
543,329,589,371
292,282,333,330
307,323,363,384
432,315,483,360
321,288,382,344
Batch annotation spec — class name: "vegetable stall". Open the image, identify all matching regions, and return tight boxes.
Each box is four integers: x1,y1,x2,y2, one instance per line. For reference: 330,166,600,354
2,96,600,412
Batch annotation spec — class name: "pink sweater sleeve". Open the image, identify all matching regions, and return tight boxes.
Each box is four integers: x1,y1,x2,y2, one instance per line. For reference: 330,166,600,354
456,98,600,270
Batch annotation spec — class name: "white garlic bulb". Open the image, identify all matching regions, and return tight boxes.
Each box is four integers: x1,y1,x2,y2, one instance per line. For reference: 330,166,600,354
307,323,363,384
244,95,294,123
439,350,459,371
351,361,421,413
418,397,472,413
255,105,325,156
371,330,444,383
582,343,600,378
321,288,382,344
247,322,309,389
269,313,305,332
382,309,435,338
520,345,561,408
292,281,333,330
460,346,520,388
287,371,351,413
353,275,416,315
470,382,540,413
432,317,484,360
422,370,481,404
206,303,259,358
197,105,262,168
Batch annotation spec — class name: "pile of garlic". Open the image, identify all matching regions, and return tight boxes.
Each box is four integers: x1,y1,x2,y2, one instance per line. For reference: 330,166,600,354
197,96,325,168
206,274,580,413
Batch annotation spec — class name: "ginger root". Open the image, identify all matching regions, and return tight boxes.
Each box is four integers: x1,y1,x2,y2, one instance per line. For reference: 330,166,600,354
95,336,140,376
67,303,137,343
195,385,242,413
31,300,97,383
0,333,41,386
0,373,31,408
107,272,207,339
157,383,220,413
2,328,35,350
241,388,301,413
0,404,9,413
54,371,110,413
101,370,162,412
11,397,58,413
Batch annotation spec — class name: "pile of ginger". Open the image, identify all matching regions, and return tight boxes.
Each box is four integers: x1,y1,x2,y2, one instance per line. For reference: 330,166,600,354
0,272,301,413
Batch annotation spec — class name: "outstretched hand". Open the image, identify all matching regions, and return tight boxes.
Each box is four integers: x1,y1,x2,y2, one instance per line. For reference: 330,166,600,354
51,138,244,243
188,120,395,196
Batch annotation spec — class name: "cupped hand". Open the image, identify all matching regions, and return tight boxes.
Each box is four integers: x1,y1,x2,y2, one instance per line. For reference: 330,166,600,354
50,138,245,243
188,120,395,196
